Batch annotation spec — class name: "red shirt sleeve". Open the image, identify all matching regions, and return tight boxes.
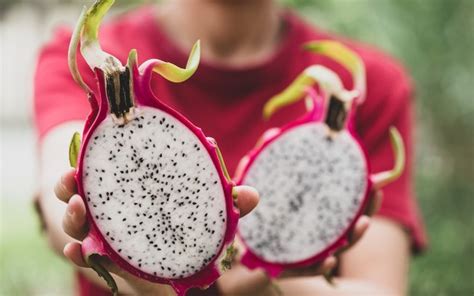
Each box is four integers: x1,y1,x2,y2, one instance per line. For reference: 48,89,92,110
34,28,91,139
356,51,427,252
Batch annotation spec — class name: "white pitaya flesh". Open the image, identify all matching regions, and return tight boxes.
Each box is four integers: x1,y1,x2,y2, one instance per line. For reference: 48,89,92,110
240,124,368,264
67,1,239,295
83,107,229,278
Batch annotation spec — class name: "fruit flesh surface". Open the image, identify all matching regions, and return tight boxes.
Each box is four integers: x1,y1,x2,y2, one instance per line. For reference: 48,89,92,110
83,106,227,279
240,123,367,263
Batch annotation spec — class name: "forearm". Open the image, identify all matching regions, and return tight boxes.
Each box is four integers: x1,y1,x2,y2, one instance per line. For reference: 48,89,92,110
273,218,409,296
220,218,409,296
218,265,271,295
219,269,395,296
273,277,396,296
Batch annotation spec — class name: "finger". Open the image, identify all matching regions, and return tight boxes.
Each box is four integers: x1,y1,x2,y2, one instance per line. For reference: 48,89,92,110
348,215,371,245
64,242,88,268
63,195,88,240
55,169,77,203
365,189,383,216
319,255,337,274
233,186,259,217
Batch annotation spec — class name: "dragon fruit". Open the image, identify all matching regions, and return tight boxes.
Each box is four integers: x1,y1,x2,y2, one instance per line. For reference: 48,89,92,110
235,41,405,277
67,1,239,295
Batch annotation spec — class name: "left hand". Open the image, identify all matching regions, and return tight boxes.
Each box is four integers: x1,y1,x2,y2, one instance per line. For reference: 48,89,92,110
234,133,384,280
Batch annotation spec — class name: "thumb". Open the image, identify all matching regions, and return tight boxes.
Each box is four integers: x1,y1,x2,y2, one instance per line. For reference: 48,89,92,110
233,186,259,217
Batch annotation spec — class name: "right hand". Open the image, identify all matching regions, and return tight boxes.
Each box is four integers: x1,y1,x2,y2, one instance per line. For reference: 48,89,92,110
55,169,259,295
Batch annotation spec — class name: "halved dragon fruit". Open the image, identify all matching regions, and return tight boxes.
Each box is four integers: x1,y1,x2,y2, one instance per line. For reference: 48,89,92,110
67,1,239,295
235,41,405,277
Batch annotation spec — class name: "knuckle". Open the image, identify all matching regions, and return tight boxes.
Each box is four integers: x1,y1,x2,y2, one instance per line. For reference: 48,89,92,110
54,182,64,198
62,217,74,237
63,213,79,238
55,182,71,201
63,212,87,240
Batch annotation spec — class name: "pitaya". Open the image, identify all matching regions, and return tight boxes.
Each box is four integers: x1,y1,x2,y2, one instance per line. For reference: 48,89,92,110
235,41,405,277
67,1,239,295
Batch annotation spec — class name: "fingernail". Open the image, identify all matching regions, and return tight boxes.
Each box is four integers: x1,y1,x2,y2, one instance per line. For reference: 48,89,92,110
63,243,70,256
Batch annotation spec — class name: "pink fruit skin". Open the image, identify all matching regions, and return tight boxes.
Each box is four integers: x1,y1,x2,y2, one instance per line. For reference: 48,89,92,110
234,90,372,277
75,62,240,295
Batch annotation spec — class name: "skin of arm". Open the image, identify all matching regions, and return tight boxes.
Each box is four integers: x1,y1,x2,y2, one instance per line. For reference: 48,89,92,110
337,217,411,296
269,218,410,296
217,214,410,296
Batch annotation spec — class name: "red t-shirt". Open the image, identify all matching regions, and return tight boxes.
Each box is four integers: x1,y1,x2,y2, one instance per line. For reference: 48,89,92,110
35,6,426,296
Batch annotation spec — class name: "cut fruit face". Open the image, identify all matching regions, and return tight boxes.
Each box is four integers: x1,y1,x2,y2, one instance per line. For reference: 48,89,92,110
83,107,228,279
239,123,368,263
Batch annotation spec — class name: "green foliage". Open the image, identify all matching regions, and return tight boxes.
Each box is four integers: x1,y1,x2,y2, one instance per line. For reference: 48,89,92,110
411,176,473,295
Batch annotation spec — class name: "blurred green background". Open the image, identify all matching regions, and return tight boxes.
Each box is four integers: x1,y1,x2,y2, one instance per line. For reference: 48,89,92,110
1,0,472,295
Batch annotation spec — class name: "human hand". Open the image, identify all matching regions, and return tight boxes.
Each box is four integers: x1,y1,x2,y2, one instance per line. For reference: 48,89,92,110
54,169,259,295
233,128,383,280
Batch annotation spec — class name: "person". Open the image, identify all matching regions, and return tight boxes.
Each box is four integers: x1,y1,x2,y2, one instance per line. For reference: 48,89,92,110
34,0,426,295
